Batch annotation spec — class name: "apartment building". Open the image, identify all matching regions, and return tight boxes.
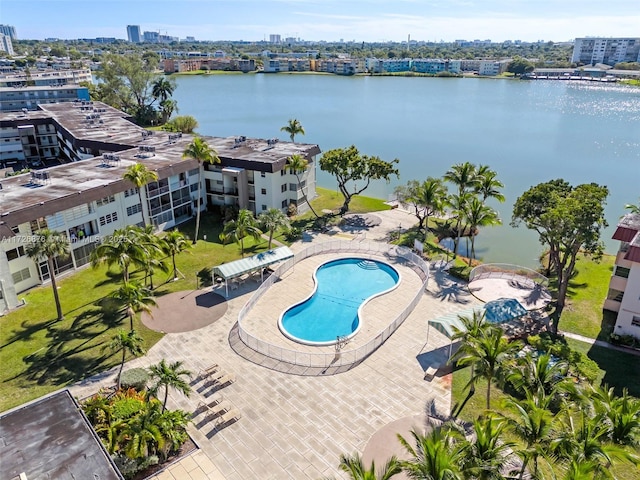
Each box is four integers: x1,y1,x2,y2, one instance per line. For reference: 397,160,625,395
0,101,320,312
0,68,93,88
604,213,640,339
127,25,142,43
0,33,14,56
0,110,61,168
412,59,462,74
572,38,640,66
0,85,90,112
478,60,510,76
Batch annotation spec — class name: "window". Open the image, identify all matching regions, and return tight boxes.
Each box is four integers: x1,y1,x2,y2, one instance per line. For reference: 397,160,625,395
632,316,640,328
281,184,287,193
281,169,286,176
6,246,25,261
11,225,20,234
607,289,624,302
260,172,266,178
614,266,631,279
190,183,198,192
96,195,115,207
126,204,142,216
281,200,288,208
262,204,267,211
124,188,138,197
99,212,118,226
289,183,297,191
12,267,31,283
261,188,267,195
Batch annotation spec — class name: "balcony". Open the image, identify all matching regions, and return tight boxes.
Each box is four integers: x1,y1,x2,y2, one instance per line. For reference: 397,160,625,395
224,189,239,196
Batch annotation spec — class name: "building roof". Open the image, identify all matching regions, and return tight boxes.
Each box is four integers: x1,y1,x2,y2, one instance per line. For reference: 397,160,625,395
613,213,640,263
0,389,123,480
212,246,294,279
0,101,320,232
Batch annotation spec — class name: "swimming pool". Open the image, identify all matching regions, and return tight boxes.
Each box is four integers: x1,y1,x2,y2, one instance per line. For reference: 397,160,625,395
278,257,400,345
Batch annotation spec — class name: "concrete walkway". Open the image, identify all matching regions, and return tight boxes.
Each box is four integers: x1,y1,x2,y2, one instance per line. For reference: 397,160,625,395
560,330,640,357
69,207,484,480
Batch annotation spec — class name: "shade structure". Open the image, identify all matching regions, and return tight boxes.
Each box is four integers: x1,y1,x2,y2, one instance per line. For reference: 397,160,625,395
483,298,528,324
426,307,484,359
211,246,294,296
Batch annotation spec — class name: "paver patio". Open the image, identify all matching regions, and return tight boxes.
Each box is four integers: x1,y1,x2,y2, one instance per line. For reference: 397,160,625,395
69,208,482,480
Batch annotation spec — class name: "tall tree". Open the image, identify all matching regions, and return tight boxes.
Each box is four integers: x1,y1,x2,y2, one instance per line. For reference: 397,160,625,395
108,329,146,391
475,166,505,203
512,180,609,332
287,154,319,218
147,359,192,413
337,453,402,480
280,118,305,143
91,225,149,283
444,162,478,258
182,137,220,244
398,427,464,480
464,197,501,265
319,145,399,215
111,281,157,331
161,230,191,281
451,326,521,410
258,208,290,250
26,229,70,321
151,77,175,103
624,198,640,214
122,163,158,228
459,416,514,480
219,209,263,257
394,178,448,238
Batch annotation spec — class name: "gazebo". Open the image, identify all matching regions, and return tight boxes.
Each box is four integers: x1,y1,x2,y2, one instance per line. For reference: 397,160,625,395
211,246,294,297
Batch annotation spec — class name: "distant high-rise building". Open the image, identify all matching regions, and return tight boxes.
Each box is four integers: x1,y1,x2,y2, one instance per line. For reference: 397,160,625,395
572,37,640,66
0,25,17,40
127,25,142,43
0,33,14,56
143,31,159,43
269,34,281,44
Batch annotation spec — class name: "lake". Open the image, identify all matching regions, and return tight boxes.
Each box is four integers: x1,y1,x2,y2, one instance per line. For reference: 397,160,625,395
171,73,640,268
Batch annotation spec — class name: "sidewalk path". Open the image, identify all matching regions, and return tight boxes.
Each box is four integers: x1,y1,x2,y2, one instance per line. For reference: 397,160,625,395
560,330,640,357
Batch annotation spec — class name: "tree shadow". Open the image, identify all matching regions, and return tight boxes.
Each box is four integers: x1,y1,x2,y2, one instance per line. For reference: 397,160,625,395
197,268,213,288
14,300,127,387
586,343,640,397
429,270,473,304
92,269,124,288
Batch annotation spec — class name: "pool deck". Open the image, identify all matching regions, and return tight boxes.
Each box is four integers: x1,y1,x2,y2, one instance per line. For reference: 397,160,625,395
69,207,484,480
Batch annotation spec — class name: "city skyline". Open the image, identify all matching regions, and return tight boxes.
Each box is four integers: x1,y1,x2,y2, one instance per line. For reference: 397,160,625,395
2,0,639,43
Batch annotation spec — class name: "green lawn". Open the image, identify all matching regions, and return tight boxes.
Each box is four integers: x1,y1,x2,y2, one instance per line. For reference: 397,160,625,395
553,254,616,340
0,188,389,412
309,187,391,214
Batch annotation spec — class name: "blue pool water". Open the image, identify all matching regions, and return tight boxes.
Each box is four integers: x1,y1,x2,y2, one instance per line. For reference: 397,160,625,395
279,258,400,345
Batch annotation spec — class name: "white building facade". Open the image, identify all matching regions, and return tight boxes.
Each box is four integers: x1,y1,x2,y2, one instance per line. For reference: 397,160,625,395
604,213,640,339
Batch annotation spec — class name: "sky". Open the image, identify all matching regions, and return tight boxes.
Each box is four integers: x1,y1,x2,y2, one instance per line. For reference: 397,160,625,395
2,0,639,43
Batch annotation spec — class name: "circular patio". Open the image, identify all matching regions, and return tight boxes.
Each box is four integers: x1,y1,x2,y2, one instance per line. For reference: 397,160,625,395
468,264,552,311
142,289,228,333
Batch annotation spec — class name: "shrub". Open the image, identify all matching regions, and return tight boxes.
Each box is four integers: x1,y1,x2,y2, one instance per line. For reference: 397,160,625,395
113,453,159,480
120,368,149,391
448,265,472,281
284,227,302,241
287,203,298,217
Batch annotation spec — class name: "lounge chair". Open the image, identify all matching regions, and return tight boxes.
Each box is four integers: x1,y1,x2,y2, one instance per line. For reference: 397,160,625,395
196,394,223,411
424,365,440,380
196,363,219,380
214,408,241,428
205,369,229,385
204,401,231,421
211,373,235,388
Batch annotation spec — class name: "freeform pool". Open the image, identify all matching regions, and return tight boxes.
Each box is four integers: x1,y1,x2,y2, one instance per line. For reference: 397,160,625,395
278,258,400,345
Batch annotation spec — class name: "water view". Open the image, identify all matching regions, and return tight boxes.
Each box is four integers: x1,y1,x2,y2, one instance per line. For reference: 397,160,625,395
172,74,640,267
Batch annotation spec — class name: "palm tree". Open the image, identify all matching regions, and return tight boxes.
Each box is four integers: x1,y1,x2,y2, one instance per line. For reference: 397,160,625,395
459,416,514,480
507,352,569,398
147,359,192,412
475,166,505,203
159,98,177,124
451,326,521,410
117,400,165,459
287,154,319,218
413,178,448,239
91,225,148,283
107,329,146,390
444,162,478,257
398,427,464,480
182,137,220,244
624,198,640,214
122,163,158,228
26,229,69,321
280,118,305,143
464,197,501,265
258,208,290,249
501,395,555,479
161,230,191,281
338,453,402,480
219,209,262,257
588,386,640,447
151,77,175,103
451,310,492,397
111,281,157,330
